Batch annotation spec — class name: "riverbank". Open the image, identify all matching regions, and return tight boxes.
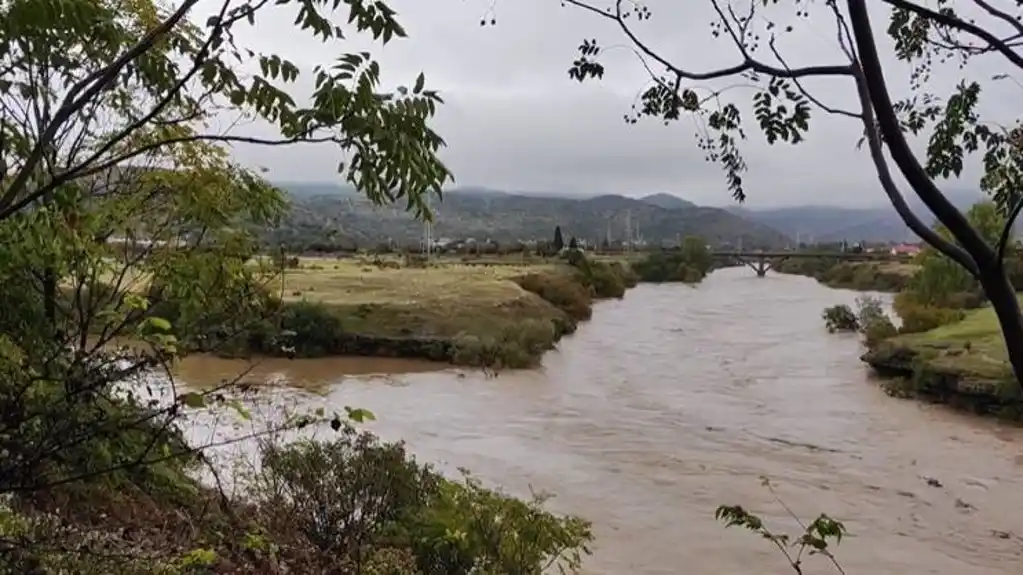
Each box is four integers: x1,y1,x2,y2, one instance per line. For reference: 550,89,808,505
775,258,917,292
215,256,637,369
861,302,1023,418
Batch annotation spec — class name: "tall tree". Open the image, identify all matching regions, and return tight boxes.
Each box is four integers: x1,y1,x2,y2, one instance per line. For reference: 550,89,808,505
553,225,565,251
507,0,1023,387
0,0,450,502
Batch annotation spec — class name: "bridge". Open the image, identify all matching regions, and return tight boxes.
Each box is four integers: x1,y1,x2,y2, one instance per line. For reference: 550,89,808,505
711,250,913,277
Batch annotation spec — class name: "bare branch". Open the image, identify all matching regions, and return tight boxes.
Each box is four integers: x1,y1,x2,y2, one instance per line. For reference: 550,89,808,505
973,0,1023,39
562,0,855,81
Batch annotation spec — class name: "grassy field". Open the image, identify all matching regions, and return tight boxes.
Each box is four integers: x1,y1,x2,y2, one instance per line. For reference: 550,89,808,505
277,257,566,340
888,300,1015,380
76,252,633,367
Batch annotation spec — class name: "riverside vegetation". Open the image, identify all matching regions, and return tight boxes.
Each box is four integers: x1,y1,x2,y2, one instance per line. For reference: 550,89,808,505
774,257,918,292
822,202,1023,419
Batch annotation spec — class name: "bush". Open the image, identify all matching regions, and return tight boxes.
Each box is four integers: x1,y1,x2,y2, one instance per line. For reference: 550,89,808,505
514,273,592,321
892,291,966,334
579,261,626,298
822,304,858,333
863,316,899,347
248,427,593,574
561,250,629,298
634,250,710,283
607,261,639,288
898,304,965,334
855,296,899,346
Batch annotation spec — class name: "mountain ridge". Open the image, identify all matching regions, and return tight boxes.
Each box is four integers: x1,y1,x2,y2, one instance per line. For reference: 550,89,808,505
268,184,792,249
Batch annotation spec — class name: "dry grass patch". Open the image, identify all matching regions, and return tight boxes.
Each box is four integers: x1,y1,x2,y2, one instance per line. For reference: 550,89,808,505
277,260,571,341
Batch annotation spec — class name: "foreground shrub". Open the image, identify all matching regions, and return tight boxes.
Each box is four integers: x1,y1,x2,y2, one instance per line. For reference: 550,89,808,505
249,426,593,574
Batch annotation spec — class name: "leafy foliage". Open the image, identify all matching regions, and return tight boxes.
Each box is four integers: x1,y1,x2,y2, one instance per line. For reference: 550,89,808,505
822,304,859,333
0,0,468,569
716,478,847,574
633,237,714,283
0,0,451,220
248,425,593,574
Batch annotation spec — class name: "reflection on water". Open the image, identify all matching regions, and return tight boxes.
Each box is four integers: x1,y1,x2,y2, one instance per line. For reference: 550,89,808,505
177,268,1023,574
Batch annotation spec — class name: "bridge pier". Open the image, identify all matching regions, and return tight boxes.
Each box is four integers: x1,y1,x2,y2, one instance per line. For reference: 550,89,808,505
729,253,775,277
753,258,770,277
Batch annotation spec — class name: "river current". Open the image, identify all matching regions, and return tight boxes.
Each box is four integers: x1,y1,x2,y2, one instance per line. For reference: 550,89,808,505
176,268,1023,574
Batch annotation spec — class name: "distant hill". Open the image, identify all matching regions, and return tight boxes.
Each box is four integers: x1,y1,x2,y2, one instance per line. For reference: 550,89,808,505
268,186,792,249
726,190,991,243
641,193,696,210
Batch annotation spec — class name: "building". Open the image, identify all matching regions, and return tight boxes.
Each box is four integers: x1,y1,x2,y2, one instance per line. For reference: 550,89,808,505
890,243,922,257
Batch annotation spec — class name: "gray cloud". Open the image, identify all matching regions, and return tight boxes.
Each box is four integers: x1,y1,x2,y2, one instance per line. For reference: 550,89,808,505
224,0,1019,208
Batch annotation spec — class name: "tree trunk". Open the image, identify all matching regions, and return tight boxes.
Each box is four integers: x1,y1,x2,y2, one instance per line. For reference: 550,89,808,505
979,266,1023,388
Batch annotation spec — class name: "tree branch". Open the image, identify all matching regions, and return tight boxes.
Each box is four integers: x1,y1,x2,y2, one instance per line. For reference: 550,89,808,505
0,0,201,212
880,0,1023,70
561,0,855,81
0,131,349,222
852,67,979,276
972,0,1023,40
997,197,1023,267
65,0,236,184
847,0,995,268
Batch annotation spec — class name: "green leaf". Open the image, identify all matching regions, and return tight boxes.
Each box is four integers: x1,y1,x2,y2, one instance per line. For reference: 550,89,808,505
344,405,376,423
228,399,251,420
180,392,206,409
144,316,172,332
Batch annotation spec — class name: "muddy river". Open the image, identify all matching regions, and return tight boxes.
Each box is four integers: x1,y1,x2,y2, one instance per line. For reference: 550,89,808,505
176,268,1023,574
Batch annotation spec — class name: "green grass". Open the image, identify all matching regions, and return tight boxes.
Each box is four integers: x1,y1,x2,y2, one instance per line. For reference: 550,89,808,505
889,298,1018,380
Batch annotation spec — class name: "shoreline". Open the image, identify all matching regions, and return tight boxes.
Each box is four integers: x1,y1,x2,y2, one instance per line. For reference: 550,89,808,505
774,259,916,292
859,303,1023,420
206,256,641,369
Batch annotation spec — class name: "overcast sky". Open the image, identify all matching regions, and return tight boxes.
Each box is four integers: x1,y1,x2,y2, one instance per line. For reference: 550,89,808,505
219,0,1020,208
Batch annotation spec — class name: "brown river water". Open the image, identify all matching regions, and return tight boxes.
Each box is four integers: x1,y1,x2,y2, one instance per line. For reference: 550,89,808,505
175,268,1023,574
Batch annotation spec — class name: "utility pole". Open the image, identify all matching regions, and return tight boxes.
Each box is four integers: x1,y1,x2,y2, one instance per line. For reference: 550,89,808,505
625,209,632,254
